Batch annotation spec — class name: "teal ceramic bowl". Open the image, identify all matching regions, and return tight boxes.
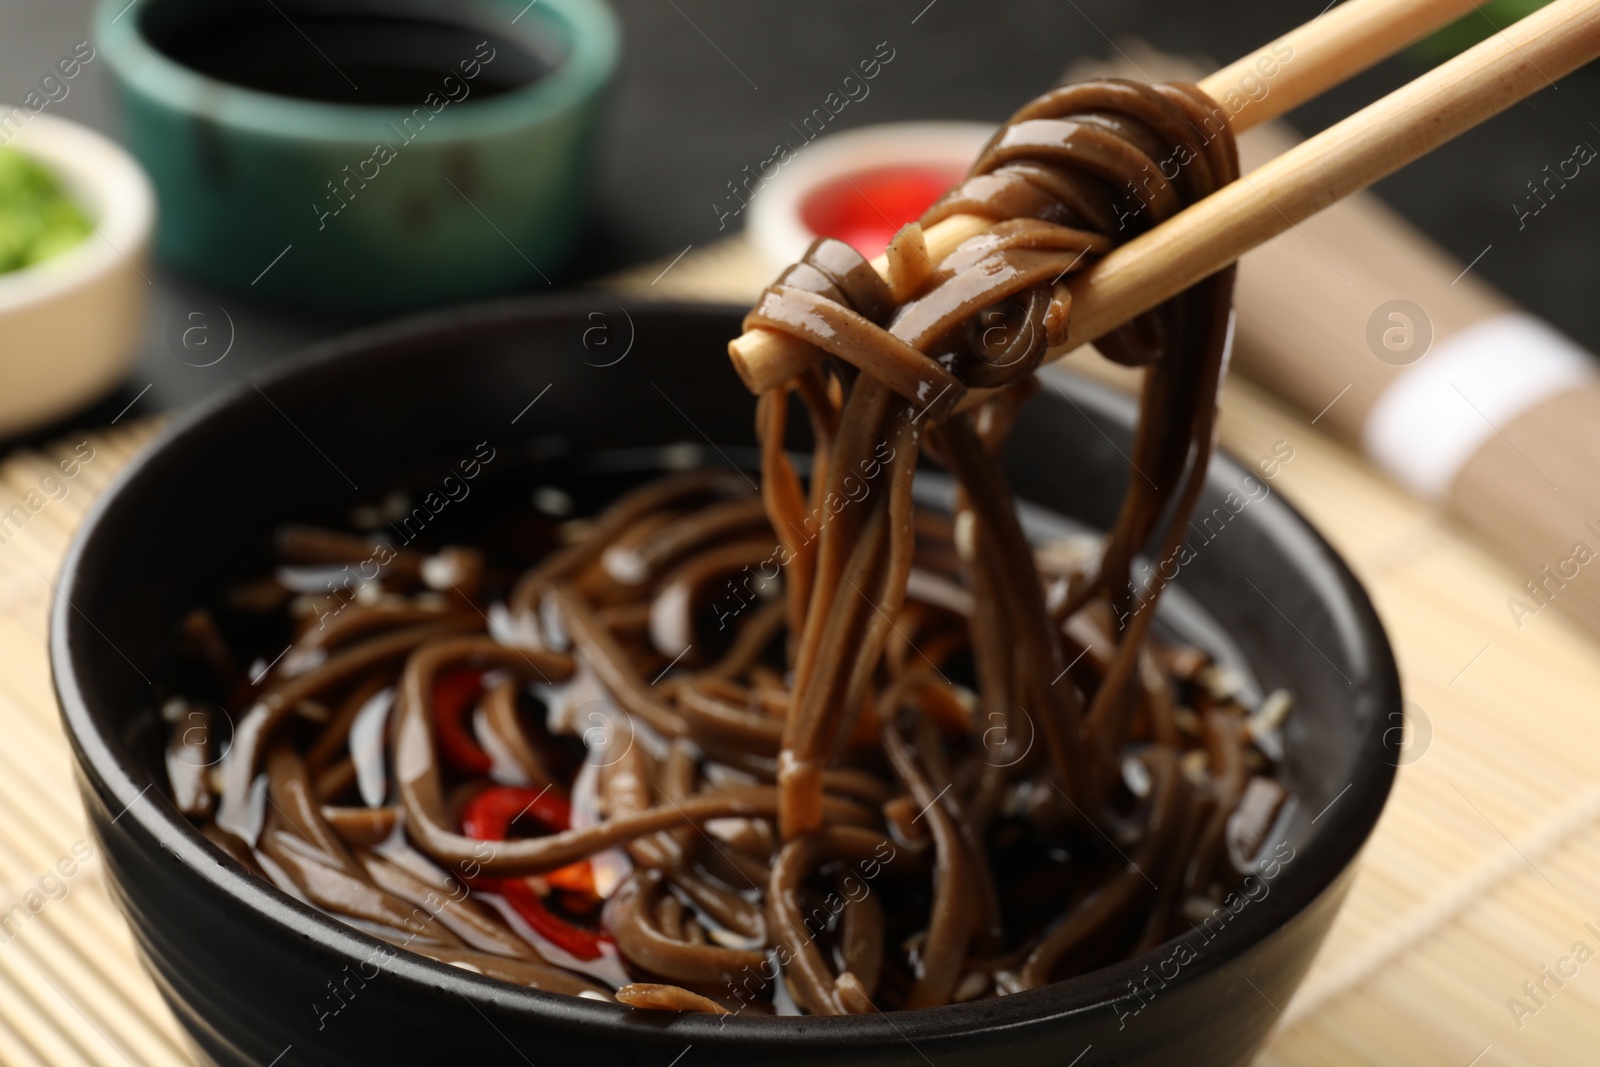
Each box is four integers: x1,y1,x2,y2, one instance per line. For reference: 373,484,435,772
95,0,618,311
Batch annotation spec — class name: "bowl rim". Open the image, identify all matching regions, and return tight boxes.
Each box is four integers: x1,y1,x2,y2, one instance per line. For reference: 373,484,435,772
0,110,153,314
92,0,620,144
51,295,1400,1048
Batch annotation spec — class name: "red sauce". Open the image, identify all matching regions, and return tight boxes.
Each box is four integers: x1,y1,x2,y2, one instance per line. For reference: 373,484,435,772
799,164,966,258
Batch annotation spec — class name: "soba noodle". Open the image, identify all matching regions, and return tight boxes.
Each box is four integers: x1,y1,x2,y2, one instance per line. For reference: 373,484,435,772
161,78,1289,1016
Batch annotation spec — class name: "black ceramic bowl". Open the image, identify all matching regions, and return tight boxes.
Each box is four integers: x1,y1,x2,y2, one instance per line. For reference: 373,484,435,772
52,299,1398,1066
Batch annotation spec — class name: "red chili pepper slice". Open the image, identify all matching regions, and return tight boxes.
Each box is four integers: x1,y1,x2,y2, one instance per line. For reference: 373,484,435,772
459,786,610,960
544,861,596,896
432,669,491,775
462,785,593,894
460,785,572,839
493,878,611,961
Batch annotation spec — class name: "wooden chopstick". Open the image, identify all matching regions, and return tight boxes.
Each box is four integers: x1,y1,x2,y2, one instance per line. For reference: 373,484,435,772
727,0,1591,398
1204,0,1482,131
1041,0,1599,373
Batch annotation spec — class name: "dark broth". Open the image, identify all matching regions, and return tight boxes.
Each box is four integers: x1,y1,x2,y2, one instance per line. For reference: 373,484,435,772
146,10,553,105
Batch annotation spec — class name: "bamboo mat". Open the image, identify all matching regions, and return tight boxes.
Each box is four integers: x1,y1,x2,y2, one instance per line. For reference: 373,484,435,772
0,241,1595,1066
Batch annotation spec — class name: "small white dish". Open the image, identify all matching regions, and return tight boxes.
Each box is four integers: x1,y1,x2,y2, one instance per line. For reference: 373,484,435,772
0,111,153,436
745,120,995,275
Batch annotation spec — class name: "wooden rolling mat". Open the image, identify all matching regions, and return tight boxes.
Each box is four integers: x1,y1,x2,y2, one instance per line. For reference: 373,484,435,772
0,421,193,1067
0,241,1594,1065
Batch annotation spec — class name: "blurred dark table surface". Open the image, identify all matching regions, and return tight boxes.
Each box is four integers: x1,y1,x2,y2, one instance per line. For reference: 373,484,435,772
4,0,1598,445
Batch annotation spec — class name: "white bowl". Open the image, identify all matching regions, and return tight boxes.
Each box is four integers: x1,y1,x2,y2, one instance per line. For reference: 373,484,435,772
745,120,995,275
0,111,153,436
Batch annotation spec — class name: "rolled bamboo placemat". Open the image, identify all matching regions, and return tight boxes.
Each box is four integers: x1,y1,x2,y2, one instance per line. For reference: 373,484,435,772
1232,112,1600,646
